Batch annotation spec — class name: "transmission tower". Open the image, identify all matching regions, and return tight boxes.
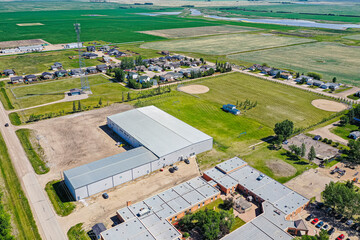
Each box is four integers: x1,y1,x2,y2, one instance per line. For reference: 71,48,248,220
74,23,91,93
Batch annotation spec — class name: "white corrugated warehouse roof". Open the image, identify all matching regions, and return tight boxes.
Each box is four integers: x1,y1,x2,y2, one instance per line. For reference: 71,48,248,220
107,106,212,157
64,147,158,189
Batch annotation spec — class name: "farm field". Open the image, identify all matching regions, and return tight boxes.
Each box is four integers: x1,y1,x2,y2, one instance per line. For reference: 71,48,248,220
139,25,259,38
0,8,219,44
8,74,111,109
343,34,360,40
0,50,100,75
141,33,314,55
229,42,360,86
135,72,335,176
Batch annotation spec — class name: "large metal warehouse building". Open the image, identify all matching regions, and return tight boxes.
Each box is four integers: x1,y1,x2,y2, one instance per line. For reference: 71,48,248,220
107,105,213,167
64,106,213,200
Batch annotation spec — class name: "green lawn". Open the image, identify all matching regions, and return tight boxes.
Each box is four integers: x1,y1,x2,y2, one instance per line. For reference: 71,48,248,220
45,180,76,217
8,74,112,109
229,42,360,86
15,129,49,174
141,33,314,55
343,34,360,41
135,72,334,176
330,123,358,141
0,133,41,239
0,50,101,75
67,223,90,240
231,217,246,232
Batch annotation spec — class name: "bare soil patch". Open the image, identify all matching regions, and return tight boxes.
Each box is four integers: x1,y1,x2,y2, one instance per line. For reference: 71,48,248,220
311,99,348,112
266,159,296,177
24,103,134,185
0,39,49,48
16,23,44,26
178,84,209,94
139,25,257,38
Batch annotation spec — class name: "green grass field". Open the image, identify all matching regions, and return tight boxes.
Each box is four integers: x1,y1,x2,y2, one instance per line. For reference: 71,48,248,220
0,50,100,75
8,74,112,109
45,180,76,217
141,33,314,55
135,72,334,177
229,42,360,85
330,123,358,141
67,223,90,240
343,34,360,40
0,8,220,44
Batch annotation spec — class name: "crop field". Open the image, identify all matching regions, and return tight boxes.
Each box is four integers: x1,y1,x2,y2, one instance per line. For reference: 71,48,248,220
8,74,115,109
135,72,331,179
139,25,259,38
0,8,220,44
343,34,360,40
229,42,360,86
0,50,100,75
214,4,360,23
141,33,314,55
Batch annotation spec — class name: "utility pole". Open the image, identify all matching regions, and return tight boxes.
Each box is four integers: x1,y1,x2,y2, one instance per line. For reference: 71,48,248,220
74,23,91,93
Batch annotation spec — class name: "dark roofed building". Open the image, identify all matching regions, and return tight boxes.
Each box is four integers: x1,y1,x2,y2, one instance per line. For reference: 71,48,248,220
86,46,96,52
92,223,106,239
3,69,15,76
41,72,53,79
10,76,23,84
96,64,108,73
24,74,37,82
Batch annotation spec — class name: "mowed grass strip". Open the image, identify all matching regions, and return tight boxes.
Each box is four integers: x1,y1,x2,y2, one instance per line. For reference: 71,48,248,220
15,129,49,174
229,42,360,86
0,133,41,239
141,33,314,55
45,180,76,217
8,112,21,126
67,223,90,240
9,74,111,109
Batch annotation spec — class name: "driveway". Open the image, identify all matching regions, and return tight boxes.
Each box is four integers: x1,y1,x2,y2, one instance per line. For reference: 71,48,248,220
309,121,348,145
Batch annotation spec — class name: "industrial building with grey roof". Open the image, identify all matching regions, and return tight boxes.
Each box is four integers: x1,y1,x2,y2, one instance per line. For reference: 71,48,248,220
64,106,213,200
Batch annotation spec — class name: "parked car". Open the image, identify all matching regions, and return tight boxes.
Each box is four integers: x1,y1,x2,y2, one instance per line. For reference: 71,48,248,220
316,221,324,228
173,166,179,171
4,123,8,127
256,174,265,181
346,219,353,226
184,159,190,164
305,214,313,221
169,168,175,173
102,193,109,199
311,218,319,224
328,227,335,235
336,234,345,240
322,224,329,231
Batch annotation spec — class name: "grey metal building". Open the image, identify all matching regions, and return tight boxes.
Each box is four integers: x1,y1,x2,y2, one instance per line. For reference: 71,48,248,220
107,105,213,167
64,147,158,200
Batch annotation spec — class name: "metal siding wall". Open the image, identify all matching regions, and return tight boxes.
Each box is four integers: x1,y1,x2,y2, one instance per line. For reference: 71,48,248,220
107,118,142,148
132,163,151,179
87,177,113,196
75,186,89,200
151,159,163,171
191,139,213,154
64,173,76,200
113,170,133,186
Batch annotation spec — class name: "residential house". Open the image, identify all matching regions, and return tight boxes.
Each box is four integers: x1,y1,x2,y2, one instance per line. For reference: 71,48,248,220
108,49,120,56
163,63,175,70
103,56,111,63
55,70,68,78
96,64,108,73
115,52,127,58
295,75,313,83
24,74,37,82
320,83,341,90
280,72,293,80
138,75,150,83
70,69,83,76
307,79,324,87
169,62,181,68
41,72,53,80
248,64,261,71
3,69,15,76
83,52,98,59
10,76,23,84
270,69,284,77
135,65,147,72
51,62,62,71
172,55,185,61
86,46,96,52
86,67,97,74
260,67,272,74
127,72,138,80
180,60,191,66
148,65,162,72
99,46,110,52
349,131,360,140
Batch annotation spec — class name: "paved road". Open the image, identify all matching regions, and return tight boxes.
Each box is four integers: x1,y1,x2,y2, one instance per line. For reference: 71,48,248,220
0,103,66,239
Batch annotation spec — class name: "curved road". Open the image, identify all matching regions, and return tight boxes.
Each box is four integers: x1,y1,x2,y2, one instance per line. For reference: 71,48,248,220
0,103,66,239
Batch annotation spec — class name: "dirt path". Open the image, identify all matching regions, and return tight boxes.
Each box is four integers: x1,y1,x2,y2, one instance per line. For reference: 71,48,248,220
335,86,360,98
308,121,348,145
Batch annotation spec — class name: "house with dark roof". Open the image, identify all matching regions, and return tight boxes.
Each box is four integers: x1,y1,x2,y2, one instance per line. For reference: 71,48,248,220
10,76,23,84
70,69,82,76
51,62,63,71
24,74,37,82
41,72,53,80
96,64,108,73
82,52,98,59
86,66,97,74
3,69,15,76
55,70,68,78
86,46,96,52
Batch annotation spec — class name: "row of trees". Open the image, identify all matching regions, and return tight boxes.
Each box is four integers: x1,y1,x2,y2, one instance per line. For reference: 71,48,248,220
288,143,316,162
323,181,360,219
215,61,232,73
235,99,257,111
340,104,360,126
189,68,215,79
296,230,329,240
178,209,234,240
0,193,14,240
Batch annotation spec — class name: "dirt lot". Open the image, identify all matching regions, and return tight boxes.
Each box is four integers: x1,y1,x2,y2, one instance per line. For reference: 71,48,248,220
285,168,333,201
23,103,134,185
16,23,44,26
178,84,209,94
266,159,296,178
0,39,49,49
311,99,348,112
58,158,200,232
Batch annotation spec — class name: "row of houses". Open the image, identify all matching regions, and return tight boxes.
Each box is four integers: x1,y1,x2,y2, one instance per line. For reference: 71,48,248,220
9,64,109,84
295,75,341,90
249,64,293,80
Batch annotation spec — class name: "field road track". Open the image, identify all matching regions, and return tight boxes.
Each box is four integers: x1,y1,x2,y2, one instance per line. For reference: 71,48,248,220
0,102,66,239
